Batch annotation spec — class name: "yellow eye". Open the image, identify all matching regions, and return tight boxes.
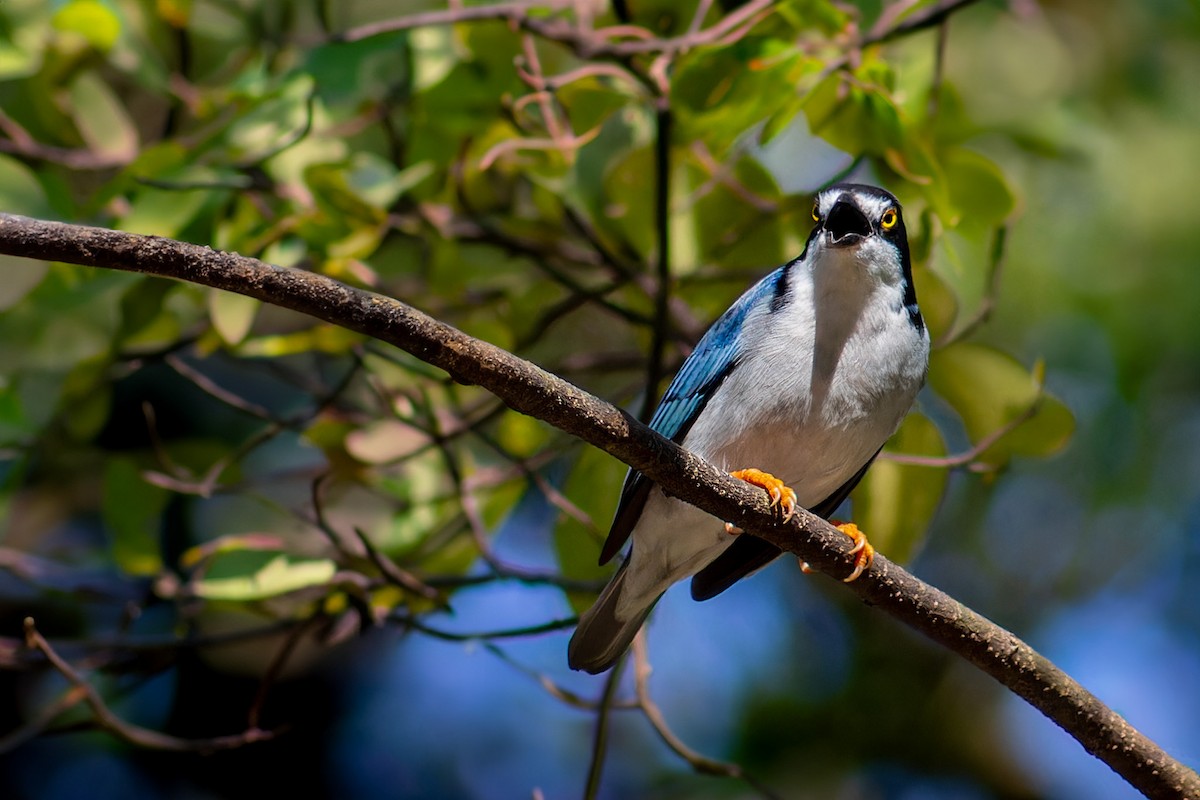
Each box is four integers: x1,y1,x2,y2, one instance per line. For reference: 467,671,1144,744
811,203,821,222
881,208,898,230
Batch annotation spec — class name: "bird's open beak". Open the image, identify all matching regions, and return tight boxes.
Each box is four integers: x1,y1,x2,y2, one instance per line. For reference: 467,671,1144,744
824,200,872,246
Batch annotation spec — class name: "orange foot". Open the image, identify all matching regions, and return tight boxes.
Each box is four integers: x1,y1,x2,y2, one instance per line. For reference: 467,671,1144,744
729,468,797,522
799,521,875,583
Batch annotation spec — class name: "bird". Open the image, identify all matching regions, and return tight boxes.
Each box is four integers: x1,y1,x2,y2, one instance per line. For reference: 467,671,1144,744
567,182,930,674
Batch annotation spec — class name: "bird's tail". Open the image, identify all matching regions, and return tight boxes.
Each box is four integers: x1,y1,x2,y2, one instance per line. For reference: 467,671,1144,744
568,560,661,674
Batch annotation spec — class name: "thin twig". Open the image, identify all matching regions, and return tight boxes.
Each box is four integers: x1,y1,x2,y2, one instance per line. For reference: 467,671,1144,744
936,226,1009,347
391,613,579,643
865,0,982,46
481,642,611,711
333,0,575,42
582,654,626,800
310,473,445,603
521,0,775,59
631,635,783,799
881,387,1042,471
23,618,280,752
0,108,133,170
639,104,673,421
0,684,88,753
247,614,323,730
166,353,276,421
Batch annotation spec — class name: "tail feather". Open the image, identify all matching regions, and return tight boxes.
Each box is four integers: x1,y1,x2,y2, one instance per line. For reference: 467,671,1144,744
568,560,661,674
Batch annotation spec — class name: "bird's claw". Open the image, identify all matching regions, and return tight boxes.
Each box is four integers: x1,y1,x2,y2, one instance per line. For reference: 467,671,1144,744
729,468,797,521
834,522,874,582
798,522,875,582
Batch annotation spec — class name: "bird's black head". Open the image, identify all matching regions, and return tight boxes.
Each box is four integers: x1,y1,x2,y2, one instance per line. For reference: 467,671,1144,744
806,182,922,330
811,183,908,250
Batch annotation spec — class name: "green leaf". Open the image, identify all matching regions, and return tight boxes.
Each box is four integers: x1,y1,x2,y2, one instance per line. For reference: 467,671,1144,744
301,31,409,106
306,157,388,223
208,290,259,345
59,356,112,440
372,449,455,555
0,378,37,443
928,343,1074,467
52,0,121,52
673,38,806,155
601,146,655,256
225,73,315,161
410,26,453,92
235,325,363,357
494,411,550,459
911,262,957,344
554,448,623,610
68,71,137,160
117,277,175,344
0,255,49,311
0,154,55,218
193,552,337,601
687,154,786,270
118,184,212,238
479,479,524,532
850,413,947,564
557,77,632,135
803,67,902,157
943,149,1016,226
0,14,43,79
103,458,168,576
180,533,286,569
774,0,851,35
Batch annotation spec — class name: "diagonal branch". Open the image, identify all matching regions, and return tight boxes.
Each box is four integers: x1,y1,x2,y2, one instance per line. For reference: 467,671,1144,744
0,214,1195,800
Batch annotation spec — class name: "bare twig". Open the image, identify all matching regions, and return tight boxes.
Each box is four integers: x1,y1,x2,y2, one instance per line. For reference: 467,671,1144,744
688,141,780,213
166,353,276,421
639,104,673,421
882,388,1042,471
936,226,1010,347
582,654,626,800
392,614,579,643
865,0,982,46
333,0,575,42
631,636,783,799
480,642,632,712
23,618,279,752
523,0,775,59
247,614,323,730
0,109,133,170
0,684,88,753
310,474,444,603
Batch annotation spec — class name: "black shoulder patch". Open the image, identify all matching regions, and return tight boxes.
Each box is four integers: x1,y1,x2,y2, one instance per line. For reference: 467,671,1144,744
768,265,789,313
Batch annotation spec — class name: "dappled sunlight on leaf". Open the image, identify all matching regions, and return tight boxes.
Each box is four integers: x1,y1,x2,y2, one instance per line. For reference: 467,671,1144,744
929,342,1074,468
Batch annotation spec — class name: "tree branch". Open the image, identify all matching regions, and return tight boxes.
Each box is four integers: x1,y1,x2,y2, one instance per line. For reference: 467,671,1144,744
0,214,1195,799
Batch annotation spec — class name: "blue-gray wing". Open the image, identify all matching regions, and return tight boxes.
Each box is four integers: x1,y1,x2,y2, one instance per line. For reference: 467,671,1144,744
597,266,789,564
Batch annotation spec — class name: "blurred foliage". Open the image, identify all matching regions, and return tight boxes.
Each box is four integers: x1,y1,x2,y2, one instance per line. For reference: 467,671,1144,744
3,0,1196,798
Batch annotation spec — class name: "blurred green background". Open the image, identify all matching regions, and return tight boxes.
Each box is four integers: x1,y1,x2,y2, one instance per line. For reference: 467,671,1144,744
0,1,1197,798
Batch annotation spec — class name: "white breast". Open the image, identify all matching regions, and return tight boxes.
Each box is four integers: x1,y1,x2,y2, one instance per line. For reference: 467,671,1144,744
682,246,928,508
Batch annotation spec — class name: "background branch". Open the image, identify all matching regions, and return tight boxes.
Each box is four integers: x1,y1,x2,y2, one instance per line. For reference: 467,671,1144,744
22,618,279,752
0,214,1194,799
